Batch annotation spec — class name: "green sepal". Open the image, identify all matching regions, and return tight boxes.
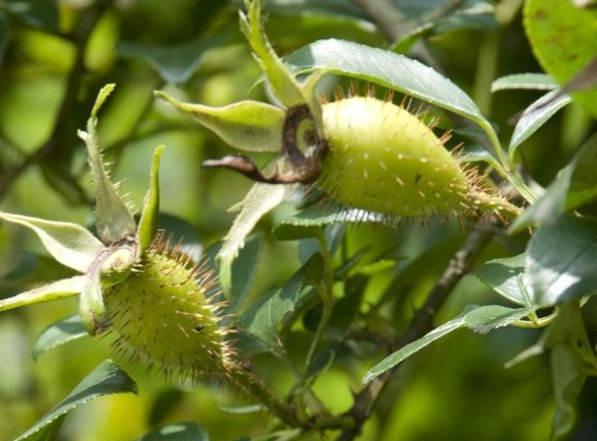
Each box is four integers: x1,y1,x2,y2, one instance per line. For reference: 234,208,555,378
239,0,304,107
155,91,285,152
0,211,104,273
137,145,165,253
78,84,136,244
79,271,108,335
0,276,85,312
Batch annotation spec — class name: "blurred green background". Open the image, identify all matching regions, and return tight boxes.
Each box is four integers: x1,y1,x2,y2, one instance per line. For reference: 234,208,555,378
0,1,596,440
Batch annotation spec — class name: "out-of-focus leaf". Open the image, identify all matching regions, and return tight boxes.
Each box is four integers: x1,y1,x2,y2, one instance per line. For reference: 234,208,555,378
137,423,208,441
491,73,558,92
78,84,136,244
148,389,185,426
137,145,165,253
220,404,265,415
0,212,104,273
0,12,9,64
511,132,597,232
364,305,534,383
476,254,535,306
0,276,84,313
218,182,295,296
229,234,261,312
524,0,597,117
14,360,137,441
526,216,597,306
508,88,571,157
119,34,226,84
273,203,394,241
33,315,87,360
4,0,58,31
157,214,202,263
155,92,285,152
305,348,335,379
285,39,487,125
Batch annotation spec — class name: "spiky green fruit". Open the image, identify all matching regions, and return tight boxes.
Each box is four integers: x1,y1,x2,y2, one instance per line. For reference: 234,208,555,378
104,236,233,381
318,96,514,217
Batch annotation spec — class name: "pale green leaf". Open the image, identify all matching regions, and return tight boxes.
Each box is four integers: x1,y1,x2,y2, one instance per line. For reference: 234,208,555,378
509,89,572,157
137,145,165,253
0,276,84,313
491,73,558,92
476,254,536,306
33,315,87,360
137,423,208,441
463,305,535,334
14,360,137,441
218,182,294,295
79,84,136,244
155,92,285,152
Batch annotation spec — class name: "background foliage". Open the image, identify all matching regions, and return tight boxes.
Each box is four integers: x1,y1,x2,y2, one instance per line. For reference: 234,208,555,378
0,0,596,440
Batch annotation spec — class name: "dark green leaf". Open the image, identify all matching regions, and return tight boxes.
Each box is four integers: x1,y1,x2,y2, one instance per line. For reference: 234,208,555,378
229,234,262,312
14,360,137,441
137,423,208,441
305,348,335,379
526,216,597,305
33,315,87,360
475,254,535,306
5,0,58,31
148,389,185,426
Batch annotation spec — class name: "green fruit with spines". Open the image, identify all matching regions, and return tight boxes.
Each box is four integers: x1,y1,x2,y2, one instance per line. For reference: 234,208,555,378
104,232,235,382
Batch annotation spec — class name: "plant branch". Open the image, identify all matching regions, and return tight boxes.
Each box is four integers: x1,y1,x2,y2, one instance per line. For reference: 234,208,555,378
0,0,112,200
335,215,500,441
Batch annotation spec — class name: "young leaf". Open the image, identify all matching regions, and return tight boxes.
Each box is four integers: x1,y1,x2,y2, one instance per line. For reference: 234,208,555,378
239,0,304,107
155,92,285,152
463,305,535,334
508,89,572,157
218,182,295,295
33,315,88,359
137,422,208,441
0,276,85,313
526,216,597,306
137,145,165,253
13,360,137,441
475,254,536,306
0,212,104,273
78,84,136,244
491,73,558,92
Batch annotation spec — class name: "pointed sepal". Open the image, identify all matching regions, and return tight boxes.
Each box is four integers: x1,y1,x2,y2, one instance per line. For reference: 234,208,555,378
0,211,104,273
78,84,136,244
79,271,108,335
0,276,86,312
156,92,285,152
137,145,165,253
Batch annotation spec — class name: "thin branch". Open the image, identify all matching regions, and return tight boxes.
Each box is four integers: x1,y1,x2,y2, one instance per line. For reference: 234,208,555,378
335,215,500,441
0,0,112,199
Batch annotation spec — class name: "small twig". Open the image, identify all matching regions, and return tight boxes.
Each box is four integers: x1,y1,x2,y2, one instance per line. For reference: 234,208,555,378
335,215,500,441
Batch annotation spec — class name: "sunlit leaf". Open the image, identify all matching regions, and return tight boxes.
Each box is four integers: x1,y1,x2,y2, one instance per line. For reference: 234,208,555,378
137,422,208,441
0,212,103,273
33,315,87,360
0,276,84,313
491,73,558,92
476,254,535,306
14,360,137,441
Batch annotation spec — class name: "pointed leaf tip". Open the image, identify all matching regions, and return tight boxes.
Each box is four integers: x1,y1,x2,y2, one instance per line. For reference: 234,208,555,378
138,145,165,253
92,83,116,118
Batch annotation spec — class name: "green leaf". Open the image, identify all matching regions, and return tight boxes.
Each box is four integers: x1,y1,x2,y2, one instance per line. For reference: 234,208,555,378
78,84,136,244
524,0,597,117
218,182,295,296
491,73,558,92
285,39,486,125
13,360,137,441
527,216,597,306
137,145,165,253
155,92,285,152
508,88,571,157
137,423,208,441
239,0,305,106
229,234,262,312
0,276,85,313
364,305,534,383
0,212,104,273
79,271,107,335
475,254,535,306
119,34,226,84
363,315,466,384
33,315,87,360
510,132,597,232
5,0,58,31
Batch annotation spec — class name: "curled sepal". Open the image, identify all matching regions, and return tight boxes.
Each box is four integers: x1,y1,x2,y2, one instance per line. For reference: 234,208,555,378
137,145,165,253
78,84,136,244
156,91,284,152
0,276,85,312
79,271,108,335
0,211,104,273
239,0,304,107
